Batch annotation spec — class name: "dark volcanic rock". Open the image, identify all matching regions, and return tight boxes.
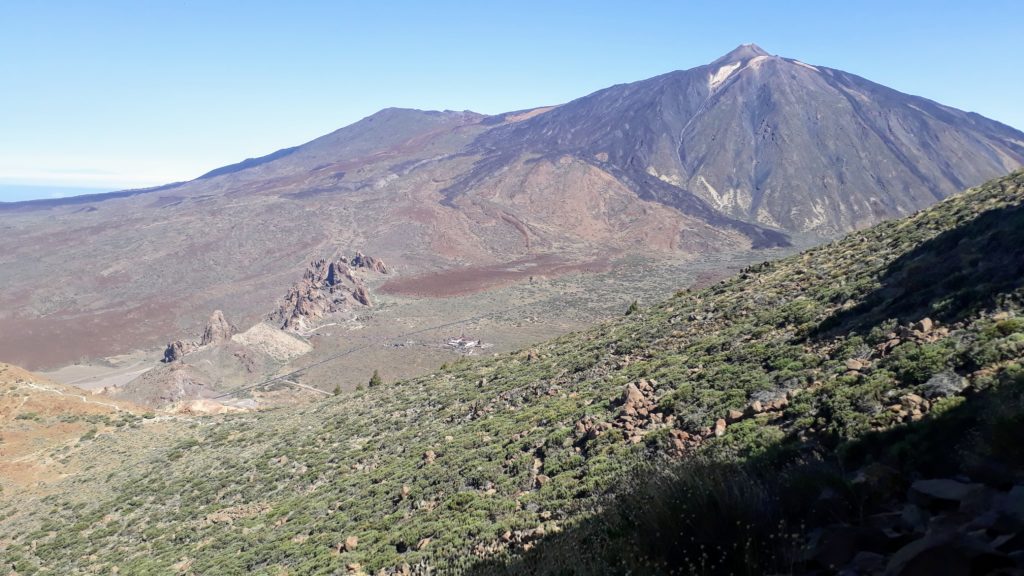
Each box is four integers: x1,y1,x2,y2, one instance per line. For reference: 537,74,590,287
162,340,194,363
884,533,1012,576
921,370,968,399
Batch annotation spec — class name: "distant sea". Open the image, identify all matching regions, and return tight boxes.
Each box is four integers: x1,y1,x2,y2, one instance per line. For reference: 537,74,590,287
0,184,114,203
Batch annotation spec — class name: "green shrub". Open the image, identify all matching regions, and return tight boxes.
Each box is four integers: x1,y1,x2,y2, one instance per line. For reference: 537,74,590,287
625,300,640,316
369,369,383,388
882,341,951,385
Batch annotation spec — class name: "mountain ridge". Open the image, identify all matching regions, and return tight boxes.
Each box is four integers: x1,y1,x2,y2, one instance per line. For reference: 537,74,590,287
1,45,1022,371
6,45,1021,216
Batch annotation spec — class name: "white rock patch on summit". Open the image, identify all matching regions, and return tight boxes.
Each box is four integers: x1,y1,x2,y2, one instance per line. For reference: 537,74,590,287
792,60,819,72
746,55,771,69
708,62,741,90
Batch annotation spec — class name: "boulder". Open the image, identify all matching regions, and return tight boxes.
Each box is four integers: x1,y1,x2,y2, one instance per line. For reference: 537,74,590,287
998,485,1024,527
668,429,691,456
713,418,727,437
162,340,193,362
914,318,935,333
848,551,887,574
901,504,929,533
959,484,996,515
343,535,358,552
900,393,927,408
909,479,986,512
852,463,904,502
881,338,903,354
884,533,1012,576
622,383,645,415
808,525,887,569
845,358,866,371
921,370,967,399
810,488,853,525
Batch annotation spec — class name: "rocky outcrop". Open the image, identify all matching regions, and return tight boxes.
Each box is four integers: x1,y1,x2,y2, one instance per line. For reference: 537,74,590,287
271,253,387,331
573,379,723,457
111,362,212,407
873,317,951,357
200,310,236,346
802,476,1024,575
162,340,194,363
473,522,562,557
352,285,371,307
615,379,670,444
350,252,389,274
161,310,235,362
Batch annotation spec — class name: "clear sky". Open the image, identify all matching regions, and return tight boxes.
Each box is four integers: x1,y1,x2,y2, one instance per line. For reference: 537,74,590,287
2,0,1022,201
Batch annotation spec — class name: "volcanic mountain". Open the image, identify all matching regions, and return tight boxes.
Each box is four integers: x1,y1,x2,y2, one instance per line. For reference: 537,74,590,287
467,44,1024,233
1,44,1021,370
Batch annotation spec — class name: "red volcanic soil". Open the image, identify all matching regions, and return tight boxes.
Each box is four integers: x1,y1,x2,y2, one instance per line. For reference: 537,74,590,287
380,254,611,298
0,302,177,371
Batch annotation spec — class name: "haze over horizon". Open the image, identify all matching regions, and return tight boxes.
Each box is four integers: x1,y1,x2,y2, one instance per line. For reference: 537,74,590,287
3,0,1023,202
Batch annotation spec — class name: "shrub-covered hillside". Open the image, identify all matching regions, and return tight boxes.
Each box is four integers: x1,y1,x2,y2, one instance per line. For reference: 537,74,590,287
2,171,1023,575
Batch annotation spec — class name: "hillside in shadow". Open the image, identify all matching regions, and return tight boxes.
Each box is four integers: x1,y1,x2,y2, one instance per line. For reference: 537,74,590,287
814,201,1024,339
461,369,1024,575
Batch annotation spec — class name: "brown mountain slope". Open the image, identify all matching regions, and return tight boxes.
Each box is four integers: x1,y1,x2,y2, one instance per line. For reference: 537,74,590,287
0,45,1020,370
0,363,148,489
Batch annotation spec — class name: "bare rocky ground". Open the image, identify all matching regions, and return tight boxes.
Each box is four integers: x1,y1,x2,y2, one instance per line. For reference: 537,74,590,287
287,247,801,394
54,244,800,410
0,363,150,491
37,352,155,391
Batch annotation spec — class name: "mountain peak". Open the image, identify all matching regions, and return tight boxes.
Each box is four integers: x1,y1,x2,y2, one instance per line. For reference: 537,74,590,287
713,43,770,64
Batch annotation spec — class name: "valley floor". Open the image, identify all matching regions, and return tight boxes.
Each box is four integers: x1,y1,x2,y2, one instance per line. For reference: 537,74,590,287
4,173,1023,574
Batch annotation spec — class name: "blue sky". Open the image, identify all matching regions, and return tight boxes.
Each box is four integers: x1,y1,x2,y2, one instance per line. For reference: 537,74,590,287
2,1,1022,201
